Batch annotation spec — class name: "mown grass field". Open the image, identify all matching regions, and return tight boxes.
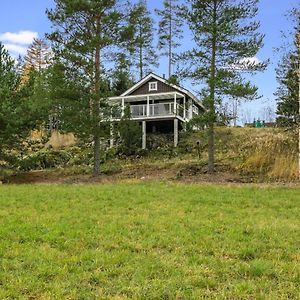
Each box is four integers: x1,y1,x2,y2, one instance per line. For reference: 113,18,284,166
0,183,300,299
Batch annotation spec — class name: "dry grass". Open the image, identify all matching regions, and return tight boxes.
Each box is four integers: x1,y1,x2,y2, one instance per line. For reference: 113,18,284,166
233,128,298,180
30,129,45,140
268,155,298,179
25,127,299,182
46,131,76,148
30,130,76,148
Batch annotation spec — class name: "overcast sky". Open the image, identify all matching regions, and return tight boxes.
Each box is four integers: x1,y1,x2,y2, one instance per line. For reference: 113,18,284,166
0,0,299,124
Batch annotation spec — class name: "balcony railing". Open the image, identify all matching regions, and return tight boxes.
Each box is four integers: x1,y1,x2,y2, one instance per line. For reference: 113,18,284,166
110,102,185,120
130,102,184,118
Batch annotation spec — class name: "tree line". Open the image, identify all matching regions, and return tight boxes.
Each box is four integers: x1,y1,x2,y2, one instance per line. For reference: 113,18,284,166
0,0,297,176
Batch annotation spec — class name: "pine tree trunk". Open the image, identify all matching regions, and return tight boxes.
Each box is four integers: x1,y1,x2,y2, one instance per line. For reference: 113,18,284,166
233,98,238,126
140,45,143,80
208,122,215,172
297,28,300,180
139,25,143,80
207,1,217,173
93,16,101,176
168,0,172,79
168,42,172,79
93,134,101,176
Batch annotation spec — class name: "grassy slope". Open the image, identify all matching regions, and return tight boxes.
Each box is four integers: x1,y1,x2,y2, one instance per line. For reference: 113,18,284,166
0,184,300,299
4,127,297,183
179,127,298,180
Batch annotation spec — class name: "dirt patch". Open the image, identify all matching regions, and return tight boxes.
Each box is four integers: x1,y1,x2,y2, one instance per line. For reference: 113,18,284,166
5,161,299,187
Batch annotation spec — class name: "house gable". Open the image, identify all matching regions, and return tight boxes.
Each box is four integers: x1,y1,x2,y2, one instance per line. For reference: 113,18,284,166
120,73,205,110
129,77,177,96
121,73,185,97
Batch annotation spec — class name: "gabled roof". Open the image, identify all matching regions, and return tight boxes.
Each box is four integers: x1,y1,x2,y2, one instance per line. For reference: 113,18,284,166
121,73,204,109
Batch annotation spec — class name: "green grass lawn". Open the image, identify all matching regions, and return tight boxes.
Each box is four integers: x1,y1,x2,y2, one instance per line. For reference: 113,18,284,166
0,183,300,299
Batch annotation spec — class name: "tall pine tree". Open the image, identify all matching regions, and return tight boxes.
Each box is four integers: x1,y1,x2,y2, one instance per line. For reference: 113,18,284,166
129,0,158,79
46,0,132,176
156,0,183,78
111,53,135,95
275,11,299,127
181,0,266,172
275,52,299,126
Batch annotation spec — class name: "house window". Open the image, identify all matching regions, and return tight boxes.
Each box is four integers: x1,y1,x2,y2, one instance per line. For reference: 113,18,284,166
149,81,157,91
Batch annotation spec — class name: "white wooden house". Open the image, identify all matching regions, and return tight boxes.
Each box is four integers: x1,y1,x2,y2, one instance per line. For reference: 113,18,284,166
109,73,204,148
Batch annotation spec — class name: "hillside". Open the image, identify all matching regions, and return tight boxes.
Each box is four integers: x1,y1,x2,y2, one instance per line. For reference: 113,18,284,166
3,127,298,184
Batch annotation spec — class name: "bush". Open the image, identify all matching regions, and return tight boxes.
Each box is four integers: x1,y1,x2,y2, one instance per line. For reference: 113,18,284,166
19,149,72,171
118,106,141,155
67,147,93,166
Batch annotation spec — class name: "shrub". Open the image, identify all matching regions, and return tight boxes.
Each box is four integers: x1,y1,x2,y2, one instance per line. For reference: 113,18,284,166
19,149,72,171
118,106,141,155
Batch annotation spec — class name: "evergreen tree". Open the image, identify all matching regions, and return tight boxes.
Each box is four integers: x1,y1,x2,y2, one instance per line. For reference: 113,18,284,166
46,0,132,176
0,43,43,163
129,0,158,79
181,0,266,172
21,38,51,83
156,0,183,78
275,52,299,127
111,53,135,95
25,38,51,72
275,12,299,127
118,106,141,155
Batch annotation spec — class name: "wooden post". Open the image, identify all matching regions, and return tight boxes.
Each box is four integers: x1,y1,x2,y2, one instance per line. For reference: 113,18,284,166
121,98,125,117
110,123,114,148
189,100,193,120
174,118,178,147
147,96,150,116
183,96,186,119
142,121,146,149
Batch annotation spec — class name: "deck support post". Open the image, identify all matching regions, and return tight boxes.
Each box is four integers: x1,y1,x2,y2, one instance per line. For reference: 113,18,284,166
174,118,178,147
142,121,146,149
110,123,114,148
189,100,193,119
183,96,186,120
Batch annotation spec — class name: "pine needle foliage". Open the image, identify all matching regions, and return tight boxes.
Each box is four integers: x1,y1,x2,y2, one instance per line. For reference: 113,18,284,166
181,0,267,172
275,12,300,127
0,43,45,163
46,0,133,176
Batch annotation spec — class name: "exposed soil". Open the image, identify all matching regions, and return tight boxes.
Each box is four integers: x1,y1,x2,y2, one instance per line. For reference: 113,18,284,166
4,162,299,187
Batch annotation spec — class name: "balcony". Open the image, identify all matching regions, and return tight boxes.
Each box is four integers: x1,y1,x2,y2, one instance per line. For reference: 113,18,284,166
110,102,187,120
133,102,182,118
